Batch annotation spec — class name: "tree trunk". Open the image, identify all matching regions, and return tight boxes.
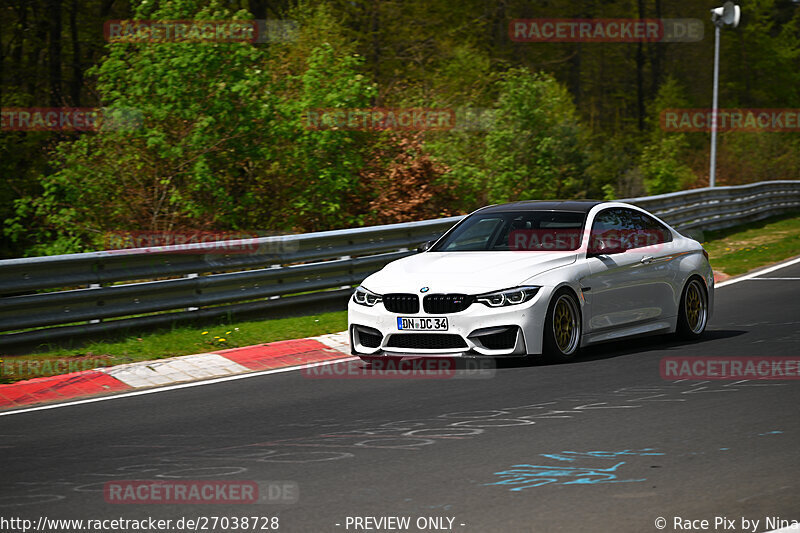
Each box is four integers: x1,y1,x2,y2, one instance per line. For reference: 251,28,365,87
249,0,267,20
569,44,582,109
69,0,82,106
650,0,663,96
47,0,63,106
635,0,645,130
370,0,380,104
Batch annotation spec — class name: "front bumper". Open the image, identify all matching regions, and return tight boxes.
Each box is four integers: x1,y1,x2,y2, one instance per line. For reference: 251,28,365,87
347,289,549,357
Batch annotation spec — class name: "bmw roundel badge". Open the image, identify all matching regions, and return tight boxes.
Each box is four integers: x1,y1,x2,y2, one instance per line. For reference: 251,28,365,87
420,287,430,293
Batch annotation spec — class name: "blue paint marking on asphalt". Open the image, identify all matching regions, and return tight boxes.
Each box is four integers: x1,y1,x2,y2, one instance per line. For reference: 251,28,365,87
759,430,783,436
539,448,664,462
486,449,664,492
486,462,641,490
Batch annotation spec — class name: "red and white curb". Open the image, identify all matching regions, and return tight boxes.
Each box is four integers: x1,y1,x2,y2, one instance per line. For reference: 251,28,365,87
0,332,351,410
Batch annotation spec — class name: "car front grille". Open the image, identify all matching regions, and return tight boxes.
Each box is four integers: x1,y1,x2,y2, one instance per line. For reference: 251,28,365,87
386,333,468,350
423,294,475,314
383,293,420,314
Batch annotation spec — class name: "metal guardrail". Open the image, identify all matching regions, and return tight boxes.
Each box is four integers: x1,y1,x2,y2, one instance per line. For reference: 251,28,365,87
1,180,798,347
622,180,800,231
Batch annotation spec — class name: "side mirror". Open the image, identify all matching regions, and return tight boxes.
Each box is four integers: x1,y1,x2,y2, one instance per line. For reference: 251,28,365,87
417,240,435,253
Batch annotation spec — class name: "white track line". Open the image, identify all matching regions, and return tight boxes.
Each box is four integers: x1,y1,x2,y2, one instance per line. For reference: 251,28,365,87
716,256,800,288
0,356,357,418
745,277,800,281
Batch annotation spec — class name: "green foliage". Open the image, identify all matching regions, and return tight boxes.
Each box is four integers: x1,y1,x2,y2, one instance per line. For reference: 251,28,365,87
716,131,800,184
585,133,644,200
3,0,800,258
724,0,800,107
601,184,616,201
274,41,377,230
483,70,590,203
427,70,592,208
646,77,691,138
640,135,696,195
422,44,497,209
7,0,378,251
639,77,696,196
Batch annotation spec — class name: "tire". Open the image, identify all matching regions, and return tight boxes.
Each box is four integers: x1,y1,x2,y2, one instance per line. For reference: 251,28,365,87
676,277,709,339
543,289,582,363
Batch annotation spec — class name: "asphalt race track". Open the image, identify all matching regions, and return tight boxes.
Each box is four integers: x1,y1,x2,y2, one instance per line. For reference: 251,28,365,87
2,260,799,533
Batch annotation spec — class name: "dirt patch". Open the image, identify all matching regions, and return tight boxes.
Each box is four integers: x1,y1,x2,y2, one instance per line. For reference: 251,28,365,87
713,271,731,283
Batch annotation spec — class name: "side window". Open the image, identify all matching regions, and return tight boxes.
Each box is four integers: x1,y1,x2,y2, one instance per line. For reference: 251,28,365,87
636,212,673,245
590,208,637,250
592,208,622,232
595,209,673,249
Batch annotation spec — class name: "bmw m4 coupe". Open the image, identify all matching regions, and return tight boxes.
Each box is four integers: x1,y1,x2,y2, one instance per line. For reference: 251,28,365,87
348,200,713,363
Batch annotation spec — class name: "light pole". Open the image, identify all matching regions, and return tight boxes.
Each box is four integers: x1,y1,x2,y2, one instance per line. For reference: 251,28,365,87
709,2,741,187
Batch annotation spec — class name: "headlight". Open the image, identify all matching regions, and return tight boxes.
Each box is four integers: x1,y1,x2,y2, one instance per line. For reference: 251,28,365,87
353,286,382,307
476,286,539,307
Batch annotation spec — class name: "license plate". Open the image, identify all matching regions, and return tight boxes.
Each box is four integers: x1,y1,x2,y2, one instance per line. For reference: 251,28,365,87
397,317,449,331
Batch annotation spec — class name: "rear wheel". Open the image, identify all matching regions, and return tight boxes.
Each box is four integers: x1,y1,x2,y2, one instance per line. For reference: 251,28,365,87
677,277,708,339
543,290,582,363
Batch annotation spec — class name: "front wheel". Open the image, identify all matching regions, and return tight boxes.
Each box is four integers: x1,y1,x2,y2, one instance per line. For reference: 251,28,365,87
676,277,709,339
543,290,582,363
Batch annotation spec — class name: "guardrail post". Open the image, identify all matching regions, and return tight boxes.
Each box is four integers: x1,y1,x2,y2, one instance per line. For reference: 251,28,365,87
185,273,199,311
88,282,102,324
269,264,281,300
339,255,351,289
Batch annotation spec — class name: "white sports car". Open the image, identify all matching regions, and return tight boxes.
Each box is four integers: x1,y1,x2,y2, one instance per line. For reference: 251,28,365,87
348,201,713,363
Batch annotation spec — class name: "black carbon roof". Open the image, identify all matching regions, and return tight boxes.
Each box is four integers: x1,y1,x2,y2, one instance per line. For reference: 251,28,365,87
478,200,604,214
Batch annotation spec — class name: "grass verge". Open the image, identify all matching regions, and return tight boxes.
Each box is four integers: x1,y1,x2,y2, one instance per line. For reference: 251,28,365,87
700,210,800,277
0,311,347,384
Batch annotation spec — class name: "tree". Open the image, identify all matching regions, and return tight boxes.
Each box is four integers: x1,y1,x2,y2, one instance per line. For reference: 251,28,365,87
639,77,696,194
7,0,377,254
483,70,591,203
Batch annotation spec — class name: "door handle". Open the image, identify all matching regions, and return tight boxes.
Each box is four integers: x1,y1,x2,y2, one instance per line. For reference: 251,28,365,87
640,256,654,264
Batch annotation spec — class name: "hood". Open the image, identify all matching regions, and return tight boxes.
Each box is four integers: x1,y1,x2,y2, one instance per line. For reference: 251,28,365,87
362,251,576,294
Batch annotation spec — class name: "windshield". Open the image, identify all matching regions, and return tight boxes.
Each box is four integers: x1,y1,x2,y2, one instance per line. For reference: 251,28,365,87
432,210,587,252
